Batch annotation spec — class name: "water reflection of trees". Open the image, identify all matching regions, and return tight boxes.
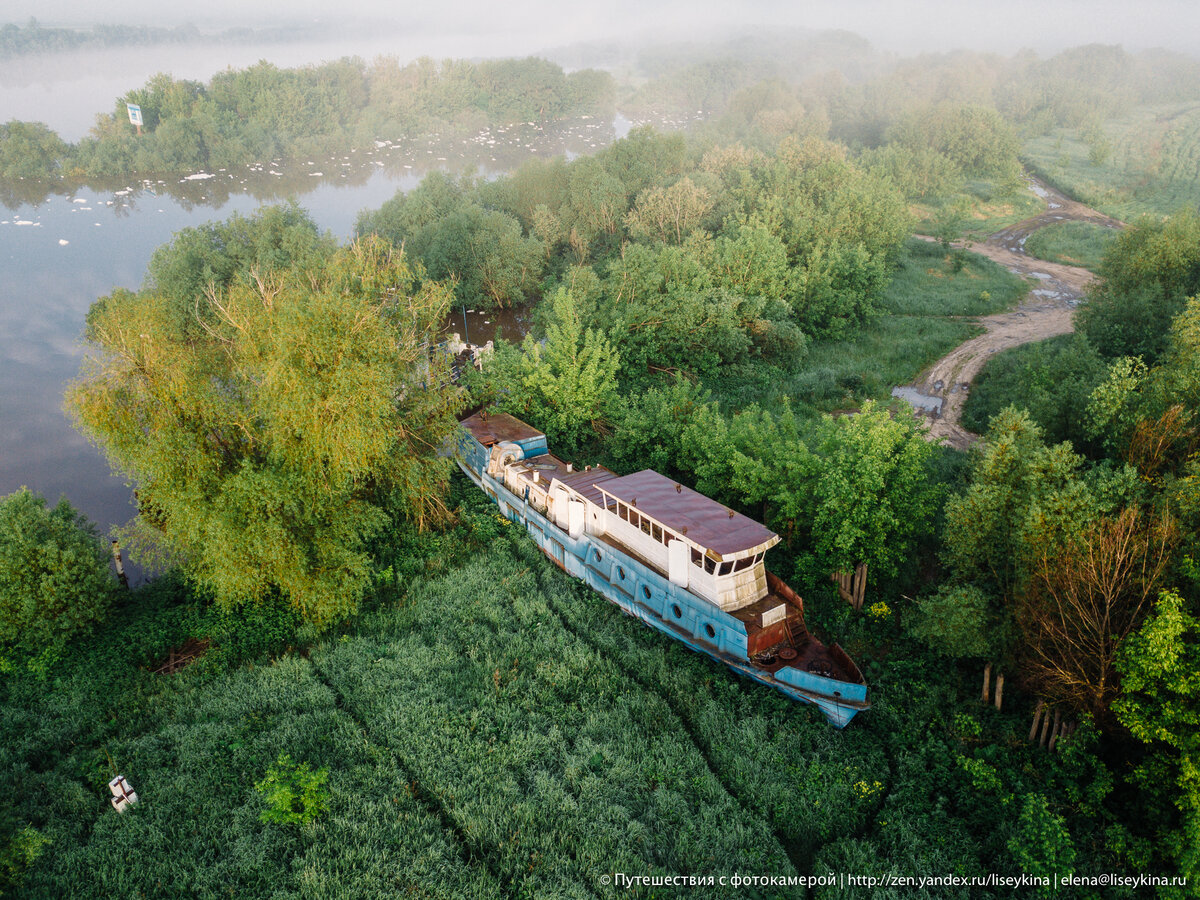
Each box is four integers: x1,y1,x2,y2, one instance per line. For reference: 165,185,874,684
0,117,617,212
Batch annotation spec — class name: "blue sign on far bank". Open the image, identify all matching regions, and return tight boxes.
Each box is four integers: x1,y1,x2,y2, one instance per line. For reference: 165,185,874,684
126,104,143,126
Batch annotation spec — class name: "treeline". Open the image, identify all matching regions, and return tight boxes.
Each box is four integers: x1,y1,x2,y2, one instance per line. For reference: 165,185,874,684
623,36,1200,144
0,55,614,178
358,128,911,383
0,18,314,60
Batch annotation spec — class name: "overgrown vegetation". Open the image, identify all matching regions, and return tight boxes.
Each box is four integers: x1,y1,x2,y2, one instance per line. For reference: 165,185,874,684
0,55,613,179
6,28,1200,898
0,482,1153,897
0,489,117,674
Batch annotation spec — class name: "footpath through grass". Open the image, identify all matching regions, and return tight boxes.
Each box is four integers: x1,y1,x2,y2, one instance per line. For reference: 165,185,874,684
706,239,1030,412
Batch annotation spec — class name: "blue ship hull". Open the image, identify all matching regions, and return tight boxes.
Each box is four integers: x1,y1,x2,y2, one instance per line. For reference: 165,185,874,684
456,453,868,729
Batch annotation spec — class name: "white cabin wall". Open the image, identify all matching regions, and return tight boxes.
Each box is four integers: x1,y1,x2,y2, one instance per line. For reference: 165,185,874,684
603,513,671,574
714,562,769,611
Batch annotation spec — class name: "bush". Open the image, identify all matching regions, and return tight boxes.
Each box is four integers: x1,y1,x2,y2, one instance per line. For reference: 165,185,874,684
255,753,331,826
908,584,998,659
0,489,116,670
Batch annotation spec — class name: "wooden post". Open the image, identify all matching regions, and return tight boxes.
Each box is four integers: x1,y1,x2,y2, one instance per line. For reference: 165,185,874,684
1029,701,1044,742
993,672,1004,711
1049,710,1064,752
1039,709,1053,748
853,562,868,610
982,663,992,702
832,571,854,606
111,540,129,590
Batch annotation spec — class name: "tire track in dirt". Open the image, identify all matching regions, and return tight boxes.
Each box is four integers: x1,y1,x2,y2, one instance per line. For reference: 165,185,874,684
900,177,1122,449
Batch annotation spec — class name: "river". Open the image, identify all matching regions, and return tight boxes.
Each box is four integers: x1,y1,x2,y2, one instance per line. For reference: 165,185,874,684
0,55,634,543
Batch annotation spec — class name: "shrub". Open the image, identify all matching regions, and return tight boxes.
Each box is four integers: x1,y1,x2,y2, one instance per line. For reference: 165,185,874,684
254,753,330,826
0,489,116,670
908,584,998,659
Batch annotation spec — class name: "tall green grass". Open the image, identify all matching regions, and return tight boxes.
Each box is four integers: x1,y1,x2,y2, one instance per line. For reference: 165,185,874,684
1023,102,1200,220
0,502,1134,898
1022,222,1118,273
911,180,1045,241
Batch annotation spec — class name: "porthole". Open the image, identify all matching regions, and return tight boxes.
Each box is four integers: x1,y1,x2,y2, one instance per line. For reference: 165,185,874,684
641,585,651,600
593,549,602,562
704,624,716,639
672,604,683,619
617,566,626,581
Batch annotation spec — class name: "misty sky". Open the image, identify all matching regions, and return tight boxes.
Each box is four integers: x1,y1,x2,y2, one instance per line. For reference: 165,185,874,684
14,0,1200,57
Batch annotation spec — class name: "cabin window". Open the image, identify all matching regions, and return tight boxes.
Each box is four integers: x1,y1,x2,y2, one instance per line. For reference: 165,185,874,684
618,504,630,522
732,555,755,573
651,524,662,542
629,511,641,529
717,561,733,576
703,556,717,575
691,549,703,566
640,517,653,537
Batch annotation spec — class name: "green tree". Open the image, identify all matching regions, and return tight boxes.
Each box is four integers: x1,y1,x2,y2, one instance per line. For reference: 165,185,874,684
796,401,940,594
1007,794,1076,896
908,584,999,659
255,753,330,826
944,408,1094,595
606,375,715,478
1114,590,1200,886
625,176,713,245
0,489,116,671
139,202,337,334
489,288,620,455
889,103,1022,185
67,236,462,629
420,205,544,309
681,400,938,599
0,120,70,178
1081,212,1200,364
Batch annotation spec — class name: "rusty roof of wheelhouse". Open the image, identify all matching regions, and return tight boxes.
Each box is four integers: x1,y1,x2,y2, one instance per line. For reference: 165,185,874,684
459,410,544,446
598,470,778,558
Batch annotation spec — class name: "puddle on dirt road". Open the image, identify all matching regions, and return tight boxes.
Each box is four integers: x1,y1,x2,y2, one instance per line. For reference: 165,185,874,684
891,386,944,414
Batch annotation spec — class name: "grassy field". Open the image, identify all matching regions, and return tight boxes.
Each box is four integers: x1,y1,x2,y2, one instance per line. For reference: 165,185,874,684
1023,102,1200,220
910,180,1045,242
1022,221,1118,273
706,239,1029,411
2,476,1116,899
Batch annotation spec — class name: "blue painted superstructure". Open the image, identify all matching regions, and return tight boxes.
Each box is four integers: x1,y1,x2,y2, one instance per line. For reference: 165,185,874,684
456,411,869,728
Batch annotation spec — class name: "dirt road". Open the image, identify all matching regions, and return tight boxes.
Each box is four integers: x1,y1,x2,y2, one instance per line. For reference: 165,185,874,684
901,178,1122,449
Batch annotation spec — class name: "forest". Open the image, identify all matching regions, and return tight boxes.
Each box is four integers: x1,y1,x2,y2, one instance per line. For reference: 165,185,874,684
0,18,315,60
0,55,614,179
2,31,1200,898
